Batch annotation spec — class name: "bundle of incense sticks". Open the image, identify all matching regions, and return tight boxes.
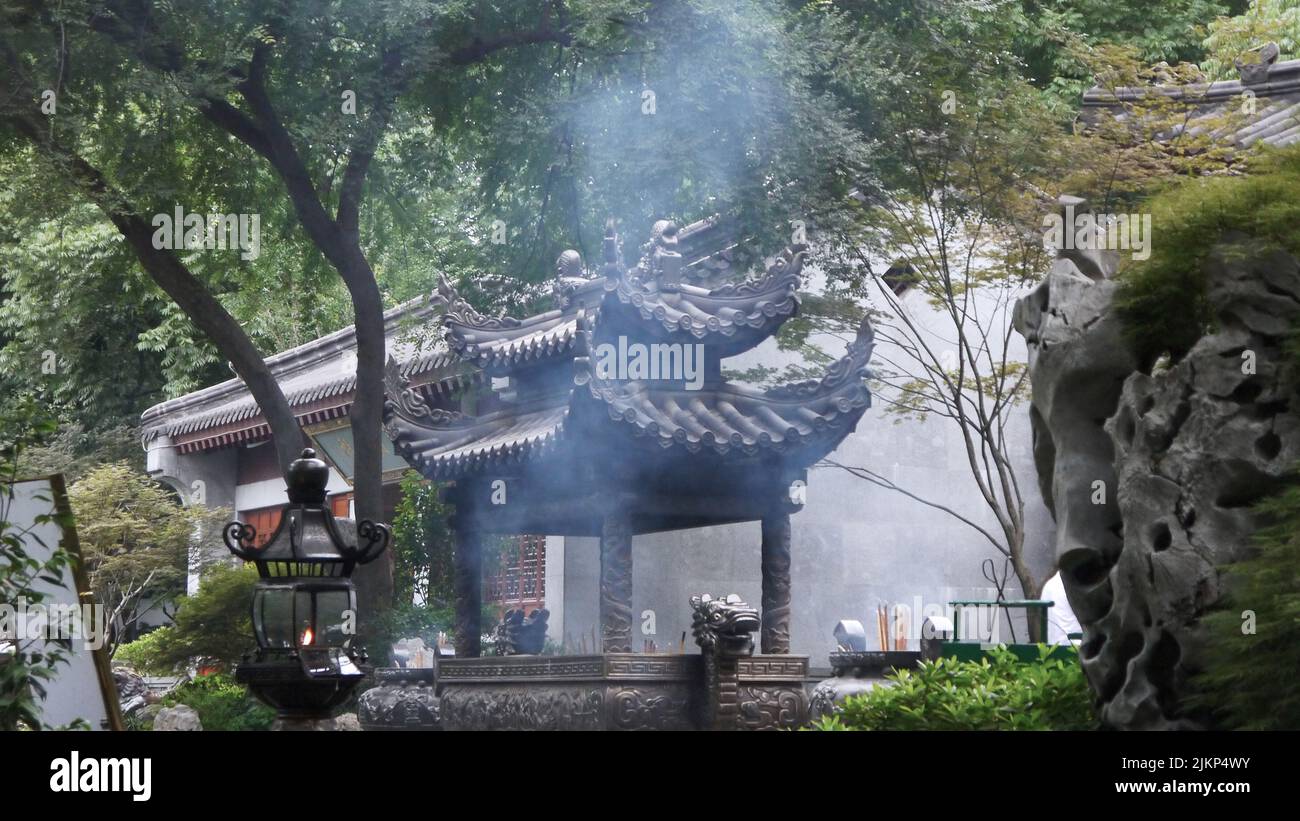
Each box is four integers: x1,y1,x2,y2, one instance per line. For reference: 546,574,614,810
877,604,889,651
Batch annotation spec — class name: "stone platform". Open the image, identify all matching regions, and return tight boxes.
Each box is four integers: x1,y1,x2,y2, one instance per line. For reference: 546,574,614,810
436,653,810,731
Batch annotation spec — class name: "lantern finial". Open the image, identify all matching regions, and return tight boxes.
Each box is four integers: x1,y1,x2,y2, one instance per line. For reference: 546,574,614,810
286,447,329,504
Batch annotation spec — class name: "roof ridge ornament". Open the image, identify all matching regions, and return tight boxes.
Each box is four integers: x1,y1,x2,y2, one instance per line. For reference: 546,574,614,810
709,244,807,298
646,219,684,288
765,314,875,401
1236,41,1280,86
552,249,595,311
382,356,467,427
601,219,624,279
429,273,524,332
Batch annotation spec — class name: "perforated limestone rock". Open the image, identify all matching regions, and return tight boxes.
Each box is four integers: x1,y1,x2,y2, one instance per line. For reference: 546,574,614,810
1016,230,1300,728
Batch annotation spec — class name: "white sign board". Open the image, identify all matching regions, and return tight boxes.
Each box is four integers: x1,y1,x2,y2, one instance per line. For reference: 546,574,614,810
2,476,122,730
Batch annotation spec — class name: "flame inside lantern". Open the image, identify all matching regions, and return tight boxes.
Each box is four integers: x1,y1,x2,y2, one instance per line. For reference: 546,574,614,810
300,627,314,646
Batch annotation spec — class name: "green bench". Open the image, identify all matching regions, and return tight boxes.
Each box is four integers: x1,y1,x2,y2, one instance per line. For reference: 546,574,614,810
943,599,1076,662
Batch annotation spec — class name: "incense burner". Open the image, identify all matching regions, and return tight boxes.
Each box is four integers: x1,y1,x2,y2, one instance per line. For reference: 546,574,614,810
809,650,920,722
434,652,809,731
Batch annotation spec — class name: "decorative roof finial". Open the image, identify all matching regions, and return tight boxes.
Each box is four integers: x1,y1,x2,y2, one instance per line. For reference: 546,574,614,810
602,219,624,279
649,219,683,287
555,249,584,279
286,448,329,504
1237,42,1280,86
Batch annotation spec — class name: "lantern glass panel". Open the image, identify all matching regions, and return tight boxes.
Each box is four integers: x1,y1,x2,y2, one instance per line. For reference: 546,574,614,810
294,588,314,647
254,586,295,649
316,589,354,648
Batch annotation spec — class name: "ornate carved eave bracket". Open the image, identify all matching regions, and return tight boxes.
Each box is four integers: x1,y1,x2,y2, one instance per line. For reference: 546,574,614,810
429,274,526,364
429,273,524,332
383,356,471,429
385,357,570,480
430,273,592,371
763,314,875,401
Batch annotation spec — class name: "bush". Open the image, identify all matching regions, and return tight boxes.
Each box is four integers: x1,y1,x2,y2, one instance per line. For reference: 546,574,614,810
1115,144,1300,367
159,673,275,732
1194,475,1300,728
114,627,174,674
114,563,258,674
1194,474,1300,729
809,645,1098,731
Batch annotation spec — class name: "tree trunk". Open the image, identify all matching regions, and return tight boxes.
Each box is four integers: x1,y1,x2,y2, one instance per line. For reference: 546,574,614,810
1,112,306,474
343,252,393,615
1010,535,1043,643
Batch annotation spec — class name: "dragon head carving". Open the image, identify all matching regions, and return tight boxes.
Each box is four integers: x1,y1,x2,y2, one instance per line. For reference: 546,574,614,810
690,594,760,658
492,608,550,656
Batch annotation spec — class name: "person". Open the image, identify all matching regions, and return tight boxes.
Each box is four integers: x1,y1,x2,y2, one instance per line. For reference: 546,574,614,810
1041,570,1082,645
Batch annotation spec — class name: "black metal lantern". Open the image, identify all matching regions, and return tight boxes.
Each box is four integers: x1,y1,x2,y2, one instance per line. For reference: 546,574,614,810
223,448,390,721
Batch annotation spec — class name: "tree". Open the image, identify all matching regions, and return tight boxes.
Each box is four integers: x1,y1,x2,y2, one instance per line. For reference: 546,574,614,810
3,0,1255,640
114,562,259,674
758,4,1267,638
1202,0,1300,80
390,471,455,612
1014,0,1237,104
68,462,227,654
731,2,1064,633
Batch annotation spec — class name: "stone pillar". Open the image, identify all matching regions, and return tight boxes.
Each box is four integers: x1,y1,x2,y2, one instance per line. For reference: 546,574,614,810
453,522,482,658
600,509,633,653
760,512,792,654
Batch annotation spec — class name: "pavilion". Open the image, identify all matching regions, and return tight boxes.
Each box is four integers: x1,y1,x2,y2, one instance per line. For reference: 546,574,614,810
384,220,876,657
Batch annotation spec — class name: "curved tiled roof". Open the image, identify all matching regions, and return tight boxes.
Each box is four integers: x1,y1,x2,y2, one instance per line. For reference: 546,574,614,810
431,275,590,372
573,313,873,459
381,221,874,480
1081,57,1300,148
384,358,571,479
431,223,806,372
605,245,804,352
383,304,875,479
140,295,462,451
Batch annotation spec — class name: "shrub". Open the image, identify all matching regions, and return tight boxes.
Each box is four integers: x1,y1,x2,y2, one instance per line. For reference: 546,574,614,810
1194,476,1300,728
114,627,173,675
1115,144,1300,367
809,645,1098,731
113,563,258,674
159,673,274,732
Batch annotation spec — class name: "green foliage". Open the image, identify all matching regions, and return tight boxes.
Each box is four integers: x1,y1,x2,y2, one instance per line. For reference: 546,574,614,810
113,563,258,674
1115,144,1300,366
1018,0,1234,107
159,672,275,732
368,472,457,662
808,646,1098,731
1195,473,1300,728
0,200,174,425
390,472,454,611
1202,0,1300,80
114,627,172,676
69,462,227,654
16,423,144,481
1060,42,1259,213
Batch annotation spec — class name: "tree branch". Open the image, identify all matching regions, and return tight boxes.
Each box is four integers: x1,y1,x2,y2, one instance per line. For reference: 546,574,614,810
0,80,306,474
